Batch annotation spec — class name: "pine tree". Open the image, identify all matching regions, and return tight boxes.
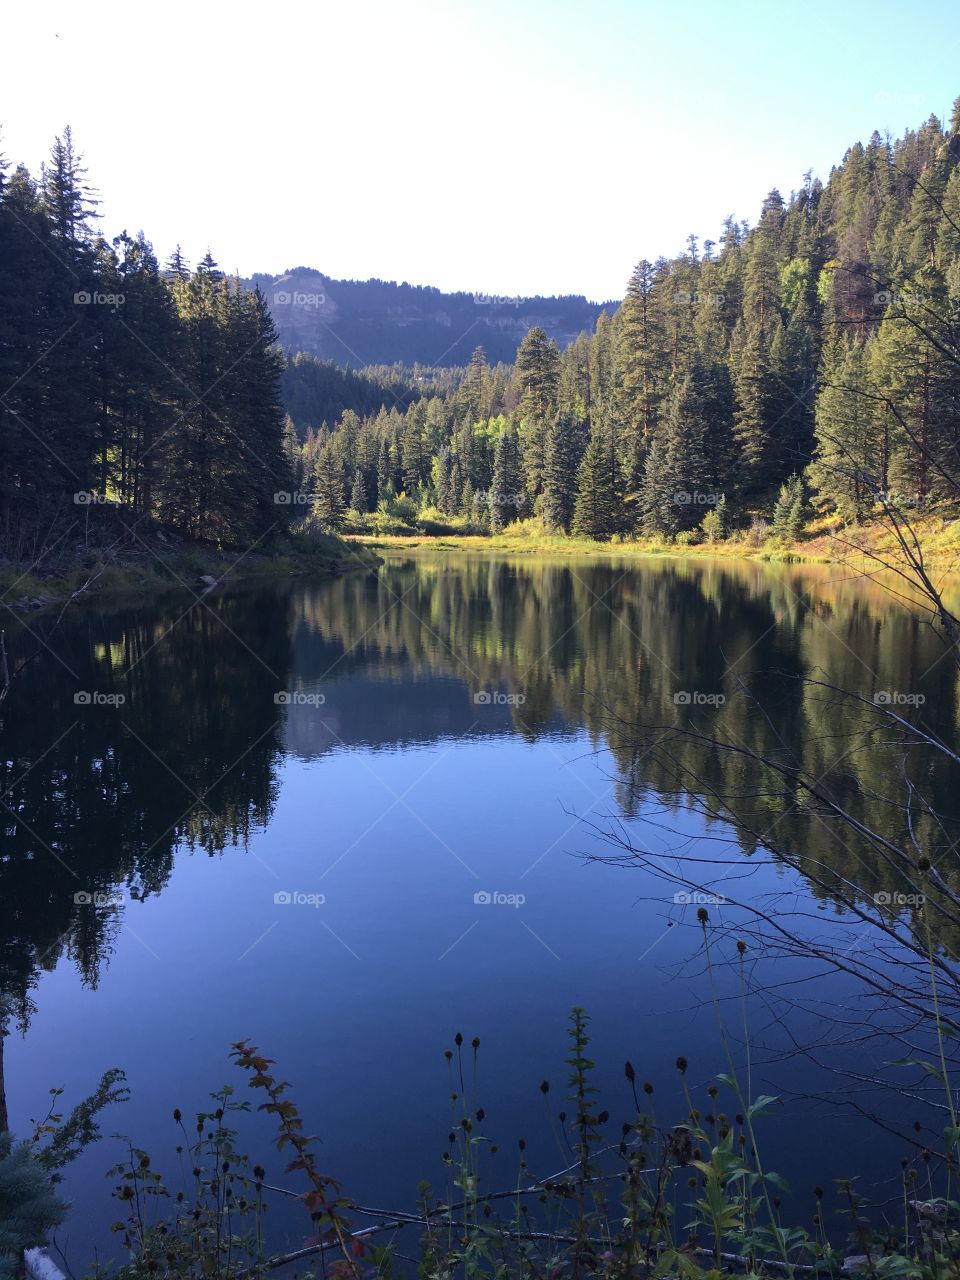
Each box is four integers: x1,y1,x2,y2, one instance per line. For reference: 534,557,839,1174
640,358,734,536
350,467,369,513
515,327,561,503
616,259,664,488
572,428,619,540
376,437,392,501
401,403,427,494
542,411,585,533
809,341,880,522
770,473,806,542
489,428,523,532
435,445,456,513
313,445,346,530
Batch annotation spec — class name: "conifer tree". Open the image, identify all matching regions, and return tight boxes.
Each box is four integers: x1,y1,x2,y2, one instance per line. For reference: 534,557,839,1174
489,427,523,532
350,467,369,513
313,444,346,530
770,473,806,541
572,428,620,540
542,411,585,533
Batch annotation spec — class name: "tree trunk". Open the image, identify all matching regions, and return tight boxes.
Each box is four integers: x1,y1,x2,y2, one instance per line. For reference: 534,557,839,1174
0,1031,9,1133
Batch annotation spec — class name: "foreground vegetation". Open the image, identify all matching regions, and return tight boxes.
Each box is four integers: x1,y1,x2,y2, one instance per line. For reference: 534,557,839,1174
6,994,960,1280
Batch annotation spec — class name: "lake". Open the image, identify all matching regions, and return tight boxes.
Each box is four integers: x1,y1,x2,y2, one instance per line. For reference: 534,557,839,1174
2,551,956,1268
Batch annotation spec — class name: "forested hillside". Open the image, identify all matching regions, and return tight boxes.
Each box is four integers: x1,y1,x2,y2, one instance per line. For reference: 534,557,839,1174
5,99,960,564
248,266,613,366
0,129,294,561
291,100,960,544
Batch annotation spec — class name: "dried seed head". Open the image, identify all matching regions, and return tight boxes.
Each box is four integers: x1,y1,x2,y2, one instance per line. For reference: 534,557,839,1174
624,1061,636,1082
697,907,708,923
455,1032,463,1047
676,1056,688,1073
540,1080,550,1094
736,939,747,954
643,1081,654,1095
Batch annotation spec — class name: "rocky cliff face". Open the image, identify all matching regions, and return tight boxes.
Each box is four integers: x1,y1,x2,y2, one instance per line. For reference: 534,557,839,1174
246,267,616,366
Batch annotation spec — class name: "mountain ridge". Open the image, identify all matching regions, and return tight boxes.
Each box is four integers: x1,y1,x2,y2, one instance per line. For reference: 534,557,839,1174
245,266,618,367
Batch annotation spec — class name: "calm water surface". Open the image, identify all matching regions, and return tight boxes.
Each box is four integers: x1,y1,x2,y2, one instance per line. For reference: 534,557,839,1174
2,552,957,1266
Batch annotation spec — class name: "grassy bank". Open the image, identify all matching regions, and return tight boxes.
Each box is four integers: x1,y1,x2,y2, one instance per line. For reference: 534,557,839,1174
0,531,380,612
346,511,960,572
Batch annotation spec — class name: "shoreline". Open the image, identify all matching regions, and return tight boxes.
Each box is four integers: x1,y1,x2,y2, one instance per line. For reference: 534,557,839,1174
345,520,960,572
2,538,381,615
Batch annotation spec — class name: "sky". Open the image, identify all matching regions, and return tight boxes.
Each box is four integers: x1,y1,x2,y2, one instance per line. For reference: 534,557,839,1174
3,0,959,302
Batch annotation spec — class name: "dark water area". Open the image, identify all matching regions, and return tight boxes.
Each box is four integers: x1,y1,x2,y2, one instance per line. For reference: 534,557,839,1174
2,552,957,1269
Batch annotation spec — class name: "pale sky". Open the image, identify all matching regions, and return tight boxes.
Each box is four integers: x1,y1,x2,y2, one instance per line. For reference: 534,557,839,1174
3,0,959,301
